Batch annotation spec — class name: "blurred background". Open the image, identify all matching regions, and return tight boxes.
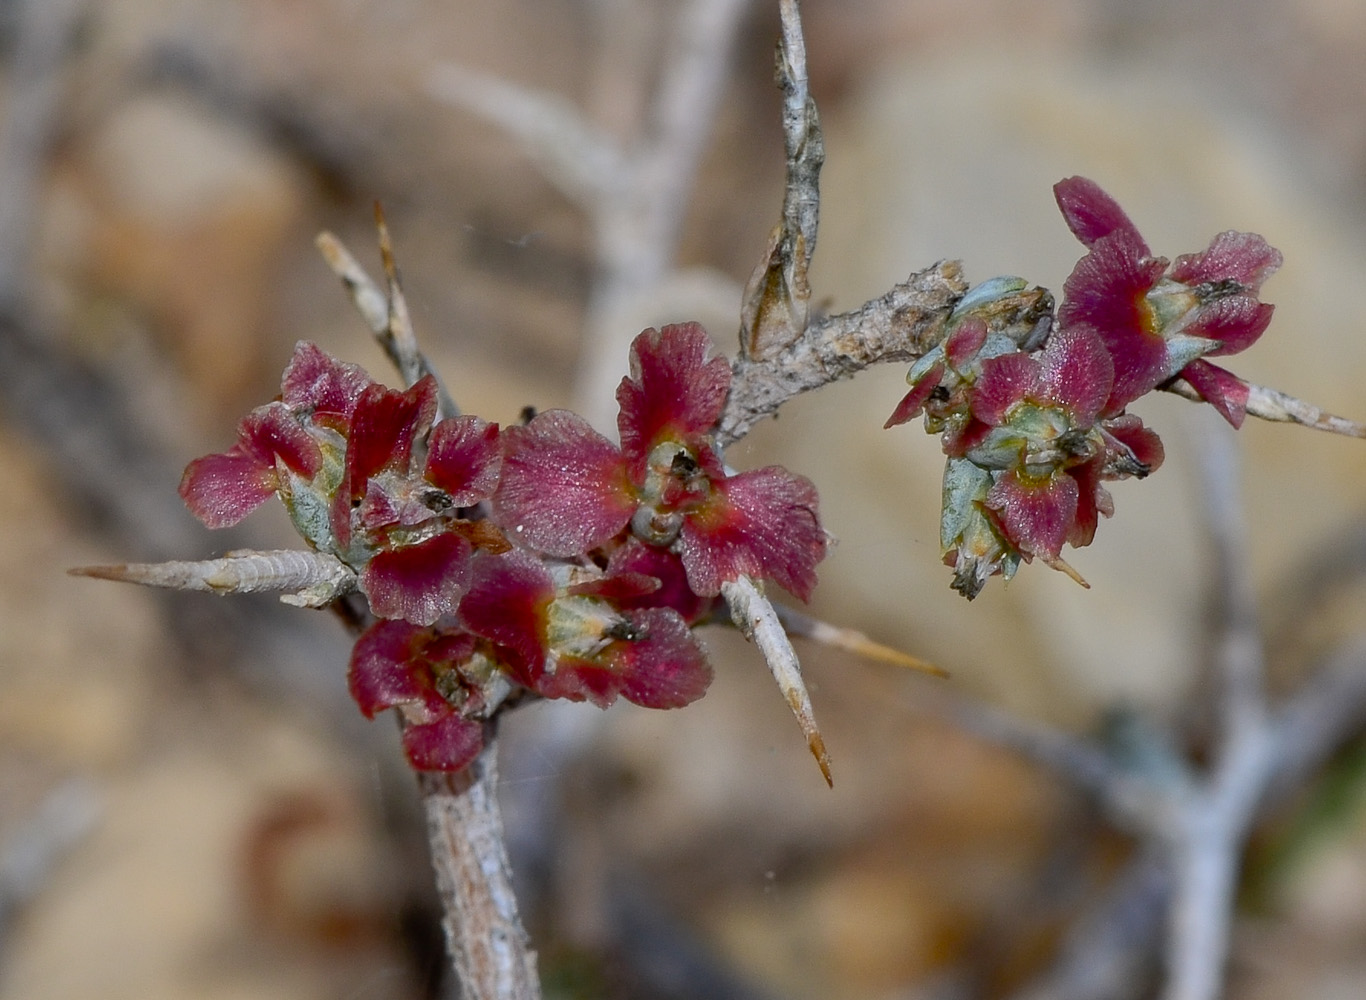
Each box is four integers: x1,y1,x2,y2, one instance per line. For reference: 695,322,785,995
4,0,1366,997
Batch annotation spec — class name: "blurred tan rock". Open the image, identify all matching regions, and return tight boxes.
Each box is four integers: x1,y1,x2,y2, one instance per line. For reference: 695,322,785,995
42,91,311,419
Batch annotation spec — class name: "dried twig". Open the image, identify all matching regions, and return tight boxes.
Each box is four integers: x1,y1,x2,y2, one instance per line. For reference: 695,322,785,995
1165,377,1366,438
720,261,965,446
739,0,823,360
420,736,541,1000
316,219,458,419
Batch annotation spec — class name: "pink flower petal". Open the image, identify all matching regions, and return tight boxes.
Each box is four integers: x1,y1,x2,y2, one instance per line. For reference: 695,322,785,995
180,402,321,529
178,446,277,528
678,466,824,600
459,550,554,688
616,323,731,477
345,377,438,501
1065,458,1105,548
1178,360,1250,428
1185,298,1274,357
1059,232,1170,413
425,415,502,506
1101,414,1166,474
884,361,945,429
1053,177,1149,253
1170,231,1282,291
945,317,989,371
613,607,713,708
606,538,716,625
1036,325,1114,425
985,469,1079,561
240,402,322,478
540,608,712,710
360,532,473,626
349,620,447,719
402,714,485,772
493,410,635,557
280,341,373,427
971,352,1038,426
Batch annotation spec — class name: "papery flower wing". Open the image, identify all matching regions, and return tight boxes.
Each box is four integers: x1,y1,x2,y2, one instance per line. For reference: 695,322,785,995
425,415,502,506
613,608,713,708
280,341,373,426
459,549,554,688
541,608,712,710
1178,359,1251,428
492,410,635,557
402,713,486,773
1101,413,1166,474
345,376,438,501
349,620,448,719
986,469,1079,561
616,323,731,475
1065,458,1106,548
1054,176,1149,253
1170,231,1282,291
885,361,945,429
179,402,319,528
179,446,278,529
945,316,989,371
972,352,1038,426
360,532,473,627
678,466,824,600
1184,297,1274,357
1059,232,1170,412
606,537,716,625
241,402,322,477
1036,324,1114,425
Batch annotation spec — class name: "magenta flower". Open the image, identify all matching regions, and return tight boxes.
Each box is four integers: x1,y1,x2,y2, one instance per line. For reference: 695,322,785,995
348,620,489,772
181,342,504,627
493,323,825,600
1054,176,1282,425
338,377,504,626
179,342,371,529
458,549,713,710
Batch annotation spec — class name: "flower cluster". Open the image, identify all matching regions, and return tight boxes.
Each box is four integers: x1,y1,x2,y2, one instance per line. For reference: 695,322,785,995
888,177,1281,598
180,323,825,771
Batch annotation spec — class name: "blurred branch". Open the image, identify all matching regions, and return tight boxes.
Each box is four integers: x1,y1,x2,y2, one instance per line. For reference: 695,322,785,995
428,0,752,426
920,417,1366,1000
0,779,101,951
0,0,86,304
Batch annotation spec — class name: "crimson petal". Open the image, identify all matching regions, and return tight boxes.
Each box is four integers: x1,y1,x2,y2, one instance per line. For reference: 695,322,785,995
360,532,473,626
493,410,635,557
1053,176,1149,253
1170,231,1282,291
179,446,277,529
1036,324,1114,425
345,377,438,501
459,549,553,688
402,714,485,772
616,323,731,476
425,415,502,506
885,361,945,429
678,466,824,600
985,469,1079,561
1178,360,1251,428
971,352,1037,426
280,341,373,426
